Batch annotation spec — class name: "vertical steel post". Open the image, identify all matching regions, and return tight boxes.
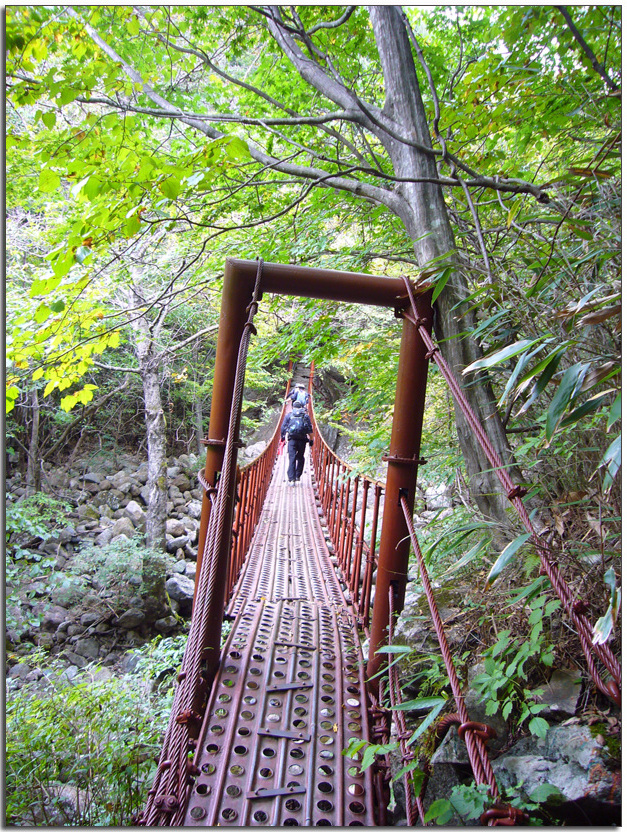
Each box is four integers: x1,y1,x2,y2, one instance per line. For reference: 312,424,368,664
193,261,257,672
366,297,433,683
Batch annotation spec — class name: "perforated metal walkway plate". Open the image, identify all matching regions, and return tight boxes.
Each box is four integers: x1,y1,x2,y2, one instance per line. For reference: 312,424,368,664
183,453,376,826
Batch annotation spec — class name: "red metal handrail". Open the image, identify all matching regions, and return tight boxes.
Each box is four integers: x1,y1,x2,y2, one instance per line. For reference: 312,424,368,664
227,379,291,598
307,364,385,635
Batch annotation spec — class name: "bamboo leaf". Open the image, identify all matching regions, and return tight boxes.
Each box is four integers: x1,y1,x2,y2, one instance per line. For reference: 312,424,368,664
485,533,531,589
545,363,589,442
607,393,621,430
390,696,447,712
598,435,621,492
463,339,541,375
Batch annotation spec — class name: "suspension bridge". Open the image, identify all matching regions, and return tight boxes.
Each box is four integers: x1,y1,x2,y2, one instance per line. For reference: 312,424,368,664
140,259,620,827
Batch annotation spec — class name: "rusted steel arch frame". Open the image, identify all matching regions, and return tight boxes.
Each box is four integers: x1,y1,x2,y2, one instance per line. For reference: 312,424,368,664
196,257,433,688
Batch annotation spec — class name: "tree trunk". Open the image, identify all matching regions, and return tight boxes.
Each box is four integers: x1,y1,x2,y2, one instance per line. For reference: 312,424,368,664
141,366,168,551
126,278,169,551
369,7,521,537
25,388,40,495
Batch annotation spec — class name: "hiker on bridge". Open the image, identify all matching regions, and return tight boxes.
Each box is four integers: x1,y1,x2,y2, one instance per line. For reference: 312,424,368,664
280,399,313,485
286,382,310,408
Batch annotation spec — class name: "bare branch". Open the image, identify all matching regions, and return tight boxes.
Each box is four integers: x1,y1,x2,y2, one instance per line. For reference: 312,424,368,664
306,6,357,35
555,6,619,92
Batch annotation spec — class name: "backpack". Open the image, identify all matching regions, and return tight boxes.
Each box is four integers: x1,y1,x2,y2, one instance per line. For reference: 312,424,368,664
287,411,308,439
293,389,308,407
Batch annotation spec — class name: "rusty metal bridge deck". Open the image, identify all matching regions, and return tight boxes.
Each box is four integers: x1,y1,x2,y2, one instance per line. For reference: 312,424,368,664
183,450,376,827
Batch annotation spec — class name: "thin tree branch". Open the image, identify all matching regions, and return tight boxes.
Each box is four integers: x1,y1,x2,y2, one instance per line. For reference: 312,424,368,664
555,6,619,92
306,6,357,35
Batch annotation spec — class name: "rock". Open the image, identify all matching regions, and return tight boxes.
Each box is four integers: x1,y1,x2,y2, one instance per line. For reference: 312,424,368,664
35,631,55,649
115,609,146,629
171,473,191,491
187,500,203,520
106,490,124,511
119,652,142,674
63,650,89,668
77,504,100,521
155,615,179,633
38,605,68,632
81,472,104,484
58,526,78,544
99,504,114,519
74,637,100,660
424,483,453,510
493,723,621,824
124,500,146,528
167,465,181,478
537,669,582,719
60,665,81,682
185,562,197,580
166,518,186,537
95,528,115,547
166,535,189,554
8,663,31,680
67,623,86,637
25,668,44,682
80,612,100,627
110,516,136,539
165,574,195,612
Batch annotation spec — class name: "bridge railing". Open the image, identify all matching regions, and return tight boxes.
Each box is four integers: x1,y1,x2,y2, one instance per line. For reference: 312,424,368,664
227,380,291,597
307,370,384,635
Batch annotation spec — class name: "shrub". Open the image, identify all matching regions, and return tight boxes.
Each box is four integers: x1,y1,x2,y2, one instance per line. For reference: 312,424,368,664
6,663,172,826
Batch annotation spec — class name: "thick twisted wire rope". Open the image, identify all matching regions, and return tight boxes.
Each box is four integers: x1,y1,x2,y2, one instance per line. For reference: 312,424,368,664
142,260,265,826
387,584,422,826
399,496,500,800
399,276,620,703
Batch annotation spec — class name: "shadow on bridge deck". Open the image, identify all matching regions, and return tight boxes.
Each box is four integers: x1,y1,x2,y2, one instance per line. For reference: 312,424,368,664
182,449,377,827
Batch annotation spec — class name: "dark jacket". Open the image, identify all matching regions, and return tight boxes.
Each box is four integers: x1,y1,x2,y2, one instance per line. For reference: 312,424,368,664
281,410,312,441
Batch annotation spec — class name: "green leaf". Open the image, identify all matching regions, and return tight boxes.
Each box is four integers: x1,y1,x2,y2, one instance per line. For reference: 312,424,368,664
607,393,621,430
599,435,621,492
560,391,610,428
430,267,452,303
463,339,541,375
41,110,56,129
159,177,180,200
60,393,78,412
38,168,61,193
545,363,589,442
529,783,563,804
225,136,250,161
407,699,446,743
424,798,454,825
485,533,532,589
438,539,490,579
390,696,447,712
126,14,140,36
34,304,51,324
528,716,549,739
375,645,413,655
74,246,92,264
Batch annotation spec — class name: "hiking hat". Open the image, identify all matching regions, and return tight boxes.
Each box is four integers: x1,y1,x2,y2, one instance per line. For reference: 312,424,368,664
296,383,305,389
293,400,304,408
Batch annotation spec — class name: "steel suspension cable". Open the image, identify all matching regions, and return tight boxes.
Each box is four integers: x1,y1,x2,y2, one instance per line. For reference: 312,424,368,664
141,260,266,826
399,496,529,826
399,276,620,705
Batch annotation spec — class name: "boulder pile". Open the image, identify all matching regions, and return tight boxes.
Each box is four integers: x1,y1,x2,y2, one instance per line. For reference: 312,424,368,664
6,452,207,681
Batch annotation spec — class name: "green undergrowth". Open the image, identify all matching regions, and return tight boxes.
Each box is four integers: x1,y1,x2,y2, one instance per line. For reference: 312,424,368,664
6,662,171,826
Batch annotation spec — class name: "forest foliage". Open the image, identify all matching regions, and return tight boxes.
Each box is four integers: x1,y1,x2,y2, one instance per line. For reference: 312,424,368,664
5,5,621,825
